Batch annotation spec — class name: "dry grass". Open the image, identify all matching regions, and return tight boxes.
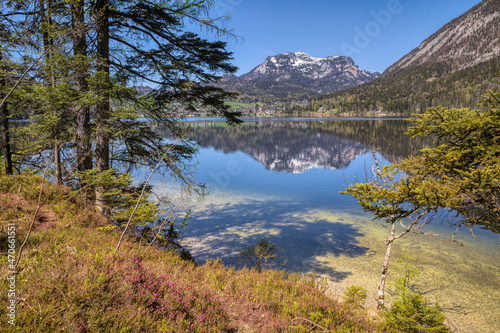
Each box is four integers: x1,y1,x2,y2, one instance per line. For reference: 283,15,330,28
0,174,395,332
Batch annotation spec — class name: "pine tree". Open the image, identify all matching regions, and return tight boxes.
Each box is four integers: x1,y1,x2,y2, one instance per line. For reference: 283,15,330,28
71,0,92,181
0,48,12,175
0,3,19,175
1,0,240,225
86,0,240,213
343,90,500,307
93,0,111,212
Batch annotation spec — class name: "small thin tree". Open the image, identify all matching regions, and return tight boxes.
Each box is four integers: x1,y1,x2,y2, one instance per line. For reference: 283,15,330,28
237,235,287,273
342,150,441,309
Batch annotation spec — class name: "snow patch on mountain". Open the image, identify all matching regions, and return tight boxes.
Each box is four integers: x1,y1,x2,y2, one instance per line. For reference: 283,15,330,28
242,51,377,82
216,51,379,100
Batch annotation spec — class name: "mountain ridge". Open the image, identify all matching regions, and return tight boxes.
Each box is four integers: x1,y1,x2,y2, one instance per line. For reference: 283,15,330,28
383,0,500,77
216,52,379,102
313,0,500,115
241,52,377,82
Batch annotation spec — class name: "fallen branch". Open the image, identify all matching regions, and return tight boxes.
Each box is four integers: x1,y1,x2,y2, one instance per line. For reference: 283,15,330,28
14,159,51,270
291,317,328,332
14,147,92,270
114,146,175,255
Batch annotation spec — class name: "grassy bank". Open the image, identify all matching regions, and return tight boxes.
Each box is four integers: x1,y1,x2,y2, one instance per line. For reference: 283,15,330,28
0,174,397,332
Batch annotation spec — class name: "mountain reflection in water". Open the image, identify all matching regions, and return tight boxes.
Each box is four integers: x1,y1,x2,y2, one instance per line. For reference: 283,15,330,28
187,119,429,173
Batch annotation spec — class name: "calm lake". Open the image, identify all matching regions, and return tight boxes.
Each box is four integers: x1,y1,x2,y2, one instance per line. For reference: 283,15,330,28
151,118,499,333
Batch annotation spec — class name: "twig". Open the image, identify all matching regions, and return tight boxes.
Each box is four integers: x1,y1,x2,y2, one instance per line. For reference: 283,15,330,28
291,317,328,332
0,49,49,111
147,215,175,249
14,158,52,270
114,147,173,255
14,147,92,270
147,188,191,249
0,4,100,111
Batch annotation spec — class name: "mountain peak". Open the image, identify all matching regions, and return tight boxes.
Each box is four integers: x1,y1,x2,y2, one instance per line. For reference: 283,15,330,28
266,52,345,64
241,51,375,83
291,51,309,56
215,52,378,102
292,52,342,61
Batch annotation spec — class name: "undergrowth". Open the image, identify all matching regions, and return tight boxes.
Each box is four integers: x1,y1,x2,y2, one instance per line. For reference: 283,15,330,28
0,174,397,332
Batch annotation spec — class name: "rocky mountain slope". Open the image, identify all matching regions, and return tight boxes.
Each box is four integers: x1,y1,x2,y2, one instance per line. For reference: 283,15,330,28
218,52,378,102
242,52,376,85
315,0,500,115
384,0,500,77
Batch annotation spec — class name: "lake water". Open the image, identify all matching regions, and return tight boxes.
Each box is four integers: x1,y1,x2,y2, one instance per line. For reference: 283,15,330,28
151,118,500,332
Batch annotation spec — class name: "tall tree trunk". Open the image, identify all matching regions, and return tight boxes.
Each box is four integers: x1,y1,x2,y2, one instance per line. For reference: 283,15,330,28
95,0,110,214
72,0,92,183
53,144,62,183
377,222,396,309
0,50,13,175
48,1,62,184
39,0,62,184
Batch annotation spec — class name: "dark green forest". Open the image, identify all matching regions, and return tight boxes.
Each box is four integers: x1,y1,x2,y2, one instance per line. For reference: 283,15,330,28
312,57,500,115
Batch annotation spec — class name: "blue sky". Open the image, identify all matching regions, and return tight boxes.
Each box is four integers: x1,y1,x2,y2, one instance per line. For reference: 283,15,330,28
203,0,483,75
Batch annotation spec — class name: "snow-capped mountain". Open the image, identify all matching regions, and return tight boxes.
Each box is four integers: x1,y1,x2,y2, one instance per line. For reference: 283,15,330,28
217,52,378,101
241,52,376,83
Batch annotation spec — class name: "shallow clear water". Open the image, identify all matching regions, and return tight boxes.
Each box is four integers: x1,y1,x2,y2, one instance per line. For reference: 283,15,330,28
151,118,500,332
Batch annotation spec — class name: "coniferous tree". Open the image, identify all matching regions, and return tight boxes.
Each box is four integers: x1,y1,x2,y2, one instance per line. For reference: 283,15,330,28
343,90,500,307
38,0,63,183
1,0,240,222
0,48,12,175
86,0,240,213
93,0,111,212
71,0,92,179
0,4,18,175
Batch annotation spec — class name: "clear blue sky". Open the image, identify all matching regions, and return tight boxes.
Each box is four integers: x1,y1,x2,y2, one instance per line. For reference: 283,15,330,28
202,0,483,75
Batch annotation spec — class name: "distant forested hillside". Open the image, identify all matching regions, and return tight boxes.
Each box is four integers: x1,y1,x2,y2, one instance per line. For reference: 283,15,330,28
311,0,500,115
314,57,500,115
